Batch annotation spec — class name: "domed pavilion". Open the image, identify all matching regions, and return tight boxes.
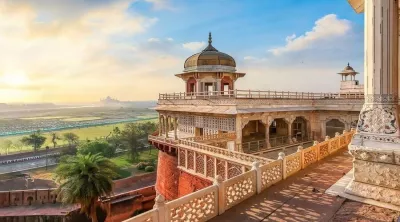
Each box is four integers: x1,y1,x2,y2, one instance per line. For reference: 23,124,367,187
175,33,245,95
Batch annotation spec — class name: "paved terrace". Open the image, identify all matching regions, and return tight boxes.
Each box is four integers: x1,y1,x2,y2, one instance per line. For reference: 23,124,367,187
156,90,364,114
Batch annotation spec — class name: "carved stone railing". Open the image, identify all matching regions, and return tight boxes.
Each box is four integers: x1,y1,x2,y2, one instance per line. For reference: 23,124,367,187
220,170,256,212
179,139,270,165
159,89,364,100
184,133,236,142
177,146,248,181
123,208,159,222
127,130,355,222
148,135,178,145
165,185,219,221
239,135,311,154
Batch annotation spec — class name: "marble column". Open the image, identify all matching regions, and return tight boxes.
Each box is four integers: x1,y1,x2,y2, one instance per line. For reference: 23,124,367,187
174,117,178,140
165,117,170,138
346,0,400,206
158,115,162,136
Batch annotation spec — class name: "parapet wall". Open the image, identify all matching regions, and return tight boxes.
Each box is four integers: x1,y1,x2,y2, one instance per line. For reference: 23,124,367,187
0,188,58,207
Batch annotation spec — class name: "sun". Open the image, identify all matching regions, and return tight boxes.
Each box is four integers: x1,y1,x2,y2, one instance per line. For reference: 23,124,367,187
1,71,29,87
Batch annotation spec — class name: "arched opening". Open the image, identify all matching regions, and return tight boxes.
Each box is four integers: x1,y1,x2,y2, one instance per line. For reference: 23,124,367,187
326,119,345,138
292,117,308,141
242,120,266,142
27,196,33,205
241,120,266,152
221,76,233,94
186,77,196,94
269,118,289,147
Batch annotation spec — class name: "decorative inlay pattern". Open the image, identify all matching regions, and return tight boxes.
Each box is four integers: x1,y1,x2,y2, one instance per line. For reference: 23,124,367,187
364,94,398,104
261,160,282,190
169,189,217,222
358,106,398,134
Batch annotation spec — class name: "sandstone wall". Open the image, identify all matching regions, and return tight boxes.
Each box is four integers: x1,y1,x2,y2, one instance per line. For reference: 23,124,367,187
155,151,179,200
178,170,212,197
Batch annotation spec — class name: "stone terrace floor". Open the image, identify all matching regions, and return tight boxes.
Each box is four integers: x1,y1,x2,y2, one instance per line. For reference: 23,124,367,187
210,149,400,222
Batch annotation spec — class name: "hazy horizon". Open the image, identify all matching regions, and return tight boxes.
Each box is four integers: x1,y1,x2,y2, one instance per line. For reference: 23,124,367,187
0,0,364,103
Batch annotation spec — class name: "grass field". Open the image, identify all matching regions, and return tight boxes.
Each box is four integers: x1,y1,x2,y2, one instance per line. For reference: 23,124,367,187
20,116,70,120
61,117,103,122
0,118,157,155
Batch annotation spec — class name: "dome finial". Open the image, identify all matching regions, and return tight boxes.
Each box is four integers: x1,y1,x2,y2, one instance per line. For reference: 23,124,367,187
347,62,350,66
208,32,212,45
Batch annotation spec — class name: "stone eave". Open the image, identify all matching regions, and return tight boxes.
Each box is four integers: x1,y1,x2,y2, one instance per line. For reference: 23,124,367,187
347,0,364,13
174,72,246,78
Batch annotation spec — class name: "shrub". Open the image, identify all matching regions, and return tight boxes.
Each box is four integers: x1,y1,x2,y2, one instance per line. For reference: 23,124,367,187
136,162,147,170
144,166,155,172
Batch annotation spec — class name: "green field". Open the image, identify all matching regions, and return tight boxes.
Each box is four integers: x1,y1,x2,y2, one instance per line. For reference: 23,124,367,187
62,117,103,122
0,118,157,155
20,116,70,120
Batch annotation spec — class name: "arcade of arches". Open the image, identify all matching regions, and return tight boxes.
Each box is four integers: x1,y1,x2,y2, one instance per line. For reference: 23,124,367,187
156,112,359,152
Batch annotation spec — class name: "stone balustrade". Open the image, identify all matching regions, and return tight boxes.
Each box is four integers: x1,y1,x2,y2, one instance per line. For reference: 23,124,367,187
159,89,364,100
127,130,355,222
184,133,236,142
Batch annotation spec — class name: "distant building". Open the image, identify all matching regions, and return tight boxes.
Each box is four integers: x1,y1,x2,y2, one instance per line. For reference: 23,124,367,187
338,63,364,94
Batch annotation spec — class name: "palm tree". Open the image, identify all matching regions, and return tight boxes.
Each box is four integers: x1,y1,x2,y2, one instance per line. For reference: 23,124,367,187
51,132,61,149
54,153,118,222
21,130,46,152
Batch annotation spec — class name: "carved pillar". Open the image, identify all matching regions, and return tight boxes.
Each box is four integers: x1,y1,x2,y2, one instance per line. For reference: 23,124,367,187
262,116,273,148
174,117,178,140
235,115,243,152
346,0,400,206
165,116,170,138
158,114,162,136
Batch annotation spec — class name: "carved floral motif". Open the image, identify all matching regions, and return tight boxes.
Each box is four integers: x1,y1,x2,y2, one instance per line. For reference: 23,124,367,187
303,147,317,167
353,160,400,189
319,143,329,159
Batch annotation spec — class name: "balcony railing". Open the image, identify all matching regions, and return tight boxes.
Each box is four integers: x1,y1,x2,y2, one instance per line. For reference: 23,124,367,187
159,89,364,100
239,136,311,153
125,130,356,222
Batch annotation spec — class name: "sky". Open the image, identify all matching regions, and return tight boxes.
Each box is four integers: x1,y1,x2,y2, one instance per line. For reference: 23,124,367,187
0,0,364,103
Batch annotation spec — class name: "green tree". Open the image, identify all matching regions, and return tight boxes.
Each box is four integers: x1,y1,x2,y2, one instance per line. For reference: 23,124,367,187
120,123,143,160
54,153,118,222
78,139,116,158
63,132,79,147
21,130,46,152
51,132,61,149
1,139,12,155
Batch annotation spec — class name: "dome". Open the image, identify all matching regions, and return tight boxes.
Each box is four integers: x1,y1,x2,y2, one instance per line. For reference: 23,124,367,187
184,33,236,70
338,62,358,75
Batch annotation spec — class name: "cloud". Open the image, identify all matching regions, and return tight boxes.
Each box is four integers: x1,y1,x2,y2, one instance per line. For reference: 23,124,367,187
144,0,174,10
268,14,351,56
238,14,363,93
0,0,187,103
182,41,206,52
148,38,160,42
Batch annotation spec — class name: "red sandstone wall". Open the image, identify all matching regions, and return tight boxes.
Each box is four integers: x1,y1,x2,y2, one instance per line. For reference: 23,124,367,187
156,151,179,201
178,170,212,197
